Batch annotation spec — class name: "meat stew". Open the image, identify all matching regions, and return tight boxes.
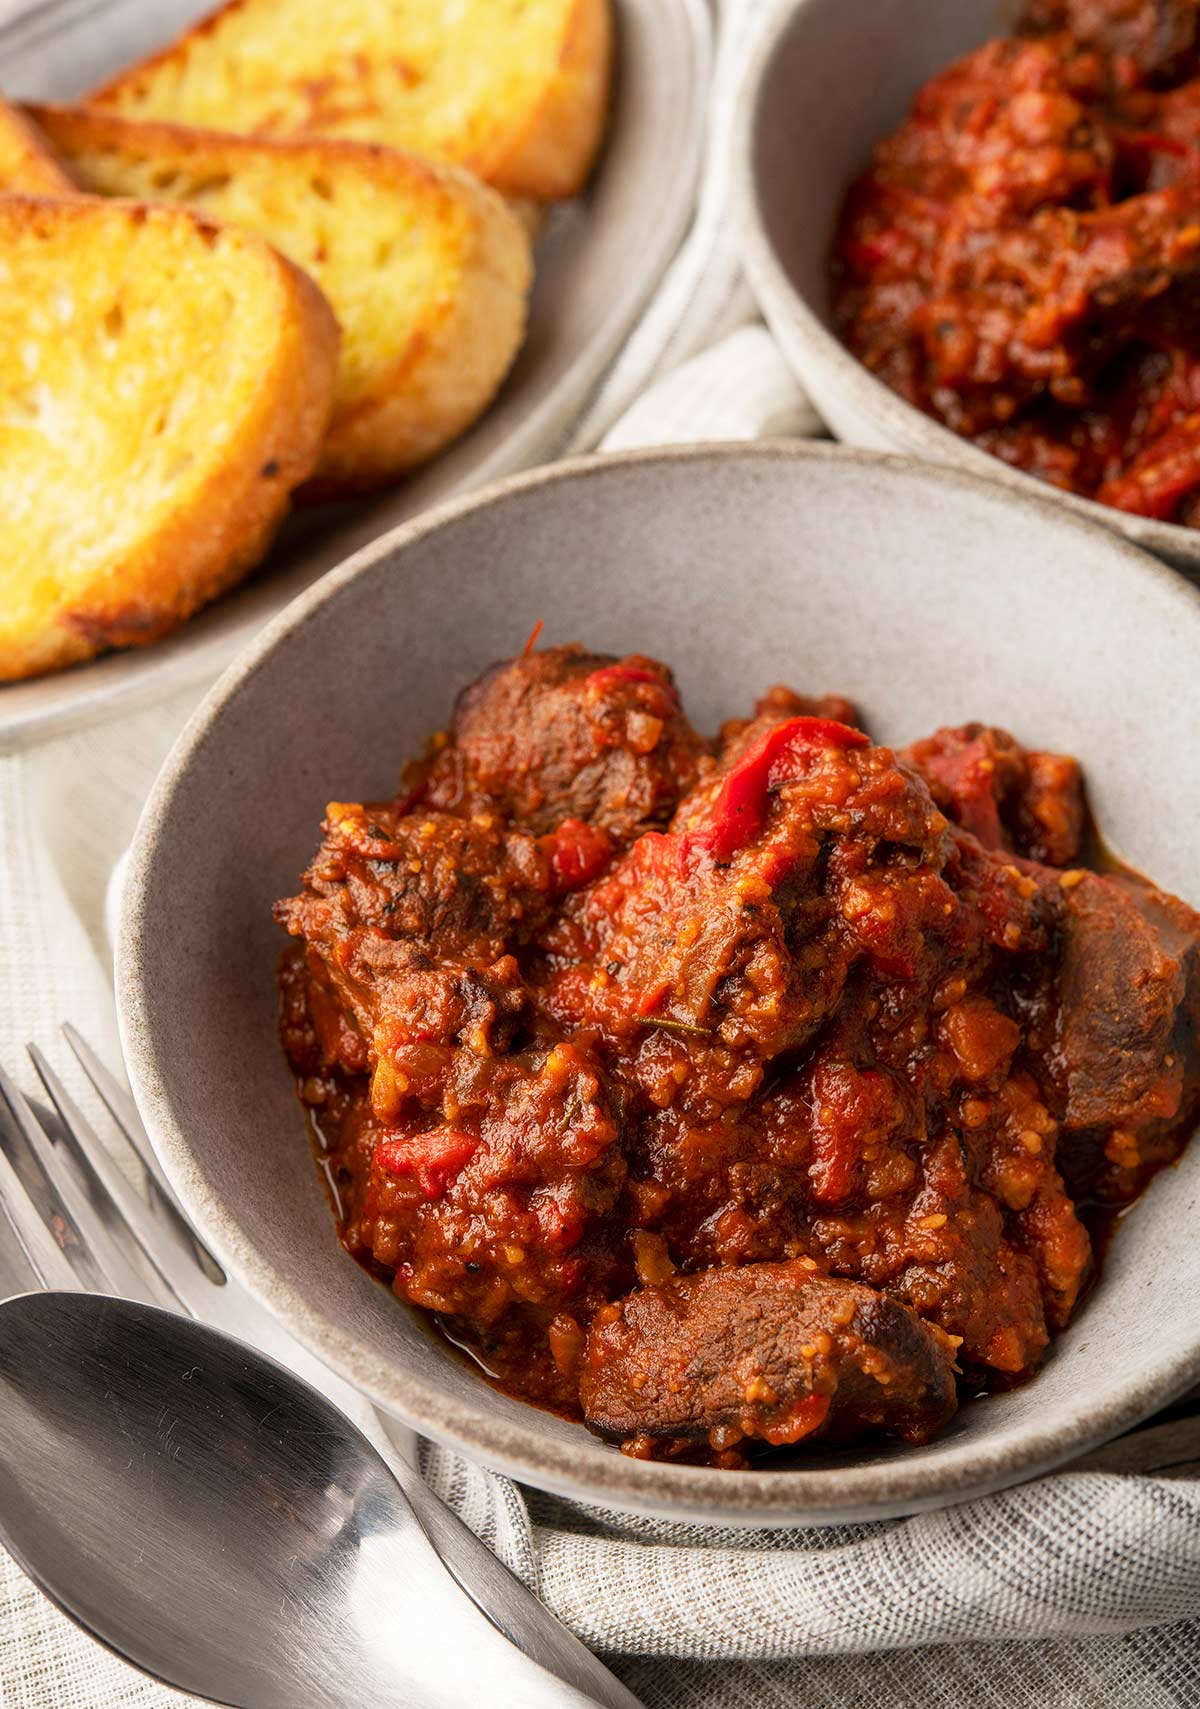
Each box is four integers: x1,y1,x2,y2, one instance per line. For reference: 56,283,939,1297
276,643,1200,1467
832,0,1200,526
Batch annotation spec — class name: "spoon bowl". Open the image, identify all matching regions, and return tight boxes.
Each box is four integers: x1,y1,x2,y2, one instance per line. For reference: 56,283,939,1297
0,1291,625,1709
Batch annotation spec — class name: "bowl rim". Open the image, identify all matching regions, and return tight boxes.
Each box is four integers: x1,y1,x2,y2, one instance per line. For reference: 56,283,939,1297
733,0,1200,569
118,439,1200,1524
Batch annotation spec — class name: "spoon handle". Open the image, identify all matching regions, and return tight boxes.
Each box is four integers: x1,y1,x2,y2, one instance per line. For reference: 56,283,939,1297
211,1286,647,1709
401,1470,647,1709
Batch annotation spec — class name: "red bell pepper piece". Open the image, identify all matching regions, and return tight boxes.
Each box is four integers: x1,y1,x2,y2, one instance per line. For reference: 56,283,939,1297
377,1128,478,1201
687,716,868,864
583,662,680,706
1113,128,1193,160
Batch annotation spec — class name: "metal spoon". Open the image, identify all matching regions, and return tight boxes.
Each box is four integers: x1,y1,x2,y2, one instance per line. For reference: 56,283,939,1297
0,1291,643,1709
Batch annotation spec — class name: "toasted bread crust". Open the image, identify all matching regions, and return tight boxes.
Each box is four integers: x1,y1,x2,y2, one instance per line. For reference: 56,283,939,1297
0,195,339,681
88,0,612,199
302,143,532,495
473,0,612,201
25,107,533,496
0,95,76,192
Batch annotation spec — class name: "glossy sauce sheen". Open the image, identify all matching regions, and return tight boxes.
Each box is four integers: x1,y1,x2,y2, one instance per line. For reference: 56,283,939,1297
833,0,1200,525
276,646,1200,1467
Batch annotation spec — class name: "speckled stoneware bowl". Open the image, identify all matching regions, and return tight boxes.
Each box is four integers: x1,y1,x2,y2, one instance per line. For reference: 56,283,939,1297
118,443,1200,1527
737,0,1200,577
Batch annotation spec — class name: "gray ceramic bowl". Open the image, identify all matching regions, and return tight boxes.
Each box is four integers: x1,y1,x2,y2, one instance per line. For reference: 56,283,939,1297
738,0,1200,576
119,443,1200,1526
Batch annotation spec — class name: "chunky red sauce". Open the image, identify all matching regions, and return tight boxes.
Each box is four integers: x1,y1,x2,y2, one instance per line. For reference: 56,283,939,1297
833,0,1200,524
276,645,1200,1467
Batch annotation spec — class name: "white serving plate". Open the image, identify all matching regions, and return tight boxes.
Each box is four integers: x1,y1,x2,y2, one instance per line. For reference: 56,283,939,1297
0,0,710,752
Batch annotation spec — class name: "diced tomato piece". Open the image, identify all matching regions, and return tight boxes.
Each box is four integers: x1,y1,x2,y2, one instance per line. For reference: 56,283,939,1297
808,1125,859,1205
758,1392,832,1446
914,732,1006,850
535,1196,588,1252
548,818,613,892
1098,410,1200,520
636,979,670,1016
843,230,905,269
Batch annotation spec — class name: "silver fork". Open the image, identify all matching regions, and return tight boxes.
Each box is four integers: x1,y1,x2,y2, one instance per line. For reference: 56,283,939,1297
0,1027,642,1709
1,1025,374,1356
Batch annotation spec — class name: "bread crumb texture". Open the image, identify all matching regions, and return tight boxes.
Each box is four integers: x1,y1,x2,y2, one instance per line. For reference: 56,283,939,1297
0,195,338,680
91,0,613,199
30,107,533,494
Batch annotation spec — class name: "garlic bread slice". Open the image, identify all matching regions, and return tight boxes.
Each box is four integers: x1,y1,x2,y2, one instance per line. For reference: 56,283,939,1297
0,194,339,680
28,106,533,497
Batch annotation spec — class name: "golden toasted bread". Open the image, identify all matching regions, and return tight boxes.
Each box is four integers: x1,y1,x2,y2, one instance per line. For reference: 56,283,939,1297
0,95,75,192
26,105,533,497
88,0,612,200
0,194,339,681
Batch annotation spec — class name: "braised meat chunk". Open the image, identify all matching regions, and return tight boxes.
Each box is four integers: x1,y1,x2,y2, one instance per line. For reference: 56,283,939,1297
275,640,1200,1468
420,643,710,843
275,802,555,991
1037,869,1200,1196
1022,0,1200,84
545,715,960,1080
274,802,555,1109
904,724,1086,865
580,1264,960,1452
